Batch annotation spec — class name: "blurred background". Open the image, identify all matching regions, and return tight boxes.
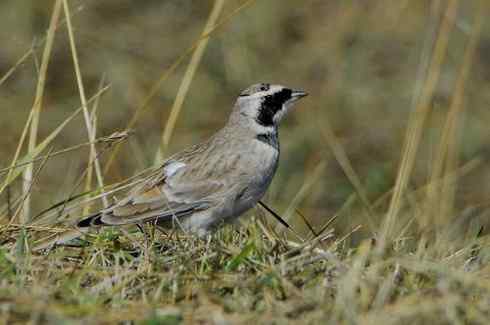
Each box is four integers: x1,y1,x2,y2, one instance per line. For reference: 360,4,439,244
1,0,490,242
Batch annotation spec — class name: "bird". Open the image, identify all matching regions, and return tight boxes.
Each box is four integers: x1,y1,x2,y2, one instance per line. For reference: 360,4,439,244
34,83,307,249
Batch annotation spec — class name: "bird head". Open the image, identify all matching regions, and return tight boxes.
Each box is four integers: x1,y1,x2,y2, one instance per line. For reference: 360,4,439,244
233,83,308,129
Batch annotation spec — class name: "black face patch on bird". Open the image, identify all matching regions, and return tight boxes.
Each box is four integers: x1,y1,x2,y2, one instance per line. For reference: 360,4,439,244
256,88,292,126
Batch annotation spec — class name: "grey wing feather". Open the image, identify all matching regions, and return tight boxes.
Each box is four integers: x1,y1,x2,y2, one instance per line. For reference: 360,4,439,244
77,160,223,228
98,201,212,225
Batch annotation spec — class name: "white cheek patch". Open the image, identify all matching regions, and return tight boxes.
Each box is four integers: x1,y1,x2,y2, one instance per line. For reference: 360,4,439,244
273,99,296,123
276,106,286,119
164,161,186,177
273,104,288,123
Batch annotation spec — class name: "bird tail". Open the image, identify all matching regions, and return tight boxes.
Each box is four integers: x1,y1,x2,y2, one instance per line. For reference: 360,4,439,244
32,227,89,252
77,211,106,227
32,211,104,252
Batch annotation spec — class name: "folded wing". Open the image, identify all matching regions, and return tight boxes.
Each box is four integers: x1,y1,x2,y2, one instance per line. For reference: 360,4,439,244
78,160,224,227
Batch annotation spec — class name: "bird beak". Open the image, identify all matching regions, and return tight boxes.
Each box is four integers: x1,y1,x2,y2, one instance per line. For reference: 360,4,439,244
291,89,308,100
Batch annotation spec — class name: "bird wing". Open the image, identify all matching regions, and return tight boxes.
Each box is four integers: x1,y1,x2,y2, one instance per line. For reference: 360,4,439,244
78,160,224,227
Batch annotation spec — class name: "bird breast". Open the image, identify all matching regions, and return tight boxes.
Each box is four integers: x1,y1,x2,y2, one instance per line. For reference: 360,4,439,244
228,136,279,215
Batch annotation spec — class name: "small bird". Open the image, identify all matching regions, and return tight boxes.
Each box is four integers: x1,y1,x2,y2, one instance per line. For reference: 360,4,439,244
35,83,307,249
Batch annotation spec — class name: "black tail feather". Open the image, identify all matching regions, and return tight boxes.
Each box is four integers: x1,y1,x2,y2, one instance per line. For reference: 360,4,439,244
77,212,104,228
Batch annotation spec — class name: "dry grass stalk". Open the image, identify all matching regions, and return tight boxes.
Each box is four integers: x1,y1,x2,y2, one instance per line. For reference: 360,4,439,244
104,0,258,172
21,0,62,224
62,0,108,209
275,161,326,234
155,0,226,162
0,2,86,88
382,0,460,247
9,148,55,229
0,130,125,177
319,115,376,233
83,76,107,215
434,9,483,241
0,86,110,222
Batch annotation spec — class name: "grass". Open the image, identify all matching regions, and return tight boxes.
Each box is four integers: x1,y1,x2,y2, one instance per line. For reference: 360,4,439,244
1,220,489,324
1,0,490,324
